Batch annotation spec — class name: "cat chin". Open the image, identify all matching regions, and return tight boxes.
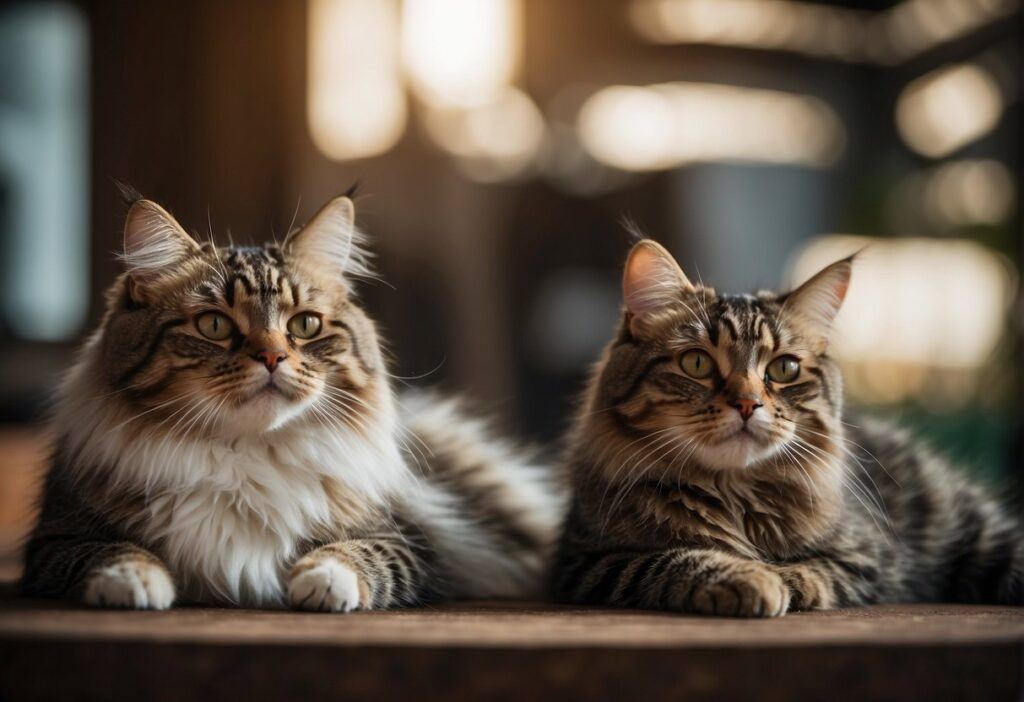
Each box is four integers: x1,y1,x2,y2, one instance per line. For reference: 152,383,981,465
215,393,316,436
695,433,780,471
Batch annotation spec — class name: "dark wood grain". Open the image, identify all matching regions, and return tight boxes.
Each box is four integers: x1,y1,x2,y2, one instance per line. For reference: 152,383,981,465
2,592,1021,701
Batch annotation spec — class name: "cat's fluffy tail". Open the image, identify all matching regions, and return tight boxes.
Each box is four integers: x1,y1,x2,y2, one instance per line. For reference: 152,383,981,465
396,391,566,599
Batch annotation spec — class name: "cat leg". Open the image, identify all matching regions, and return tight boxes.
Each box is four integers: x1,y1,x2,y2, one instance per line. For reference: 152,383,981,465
555,548,790,617
287,535,429,612
22,537,175,610
774,559,876,611
998,551,1023,605
950,525,1024,605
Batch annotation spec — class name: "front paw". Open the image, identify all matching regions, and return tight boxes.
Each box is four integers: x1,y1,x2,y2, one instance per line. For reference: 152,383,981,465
688,564,790,618
83,558,176,610
288,557,366,613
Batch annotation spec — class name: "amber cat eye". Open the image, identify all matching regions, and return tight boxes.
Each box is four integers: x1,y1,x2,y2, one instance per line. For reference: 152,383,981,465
766,355,800,383
680,349,715,379
287,312,322,339
195,312,235,341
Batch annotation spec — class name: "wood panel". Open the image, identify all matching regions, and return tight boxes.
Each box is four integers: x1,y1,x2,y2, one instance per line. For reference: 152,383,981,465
2,597,1022,701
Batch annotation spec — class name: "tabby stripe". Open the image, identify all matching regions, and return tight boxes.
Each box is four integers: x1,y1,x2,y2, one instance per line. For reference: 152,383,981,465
746,312,759,341
360,543,394,607
556,551,612,599
609,409,647,438
196,283,219,305
380,545,411,603
666,552,714,610
384,541,419,602
328,320,371,373
905,487,933,545
387,540,421,585
943,505,984,599
806,366,833,408
115,317,187,386
608,354,672,405
430,453,545,552
977,535,1016,602
719,315,739,341
675,482,729,514
615,551,668,605
586,554,636,603
224,275,255,307
651,553,689,608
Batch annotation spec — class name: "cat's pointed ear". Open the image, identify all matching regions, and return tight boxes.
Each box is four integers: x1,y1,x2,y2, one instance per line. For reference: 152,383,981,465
122,199,200,285
623,240,694,317
783,256,853,353
284,196,368,279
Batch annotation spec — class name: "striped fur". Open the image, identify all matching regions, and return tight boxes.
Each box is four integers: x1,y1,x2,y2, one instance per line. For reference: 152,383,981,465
22,194,563,610
553,239,1022,617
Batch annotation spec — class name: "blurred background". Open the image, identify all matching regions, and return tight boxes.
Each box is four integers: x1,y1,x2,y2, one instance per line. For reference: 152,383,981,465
0,0,1020,576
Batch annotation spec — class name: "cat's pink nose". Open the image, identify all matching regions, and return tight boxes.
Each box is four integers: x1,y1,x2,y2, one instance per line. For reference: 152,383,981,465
254,349,287,373
728,397,762,421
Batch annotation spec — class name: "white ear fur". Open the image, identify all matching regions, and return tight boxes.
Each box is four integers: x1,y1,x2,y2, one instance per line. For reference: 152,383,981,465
285,196,371,278
122,200,200,284
623,240,694,317
783,257,852,352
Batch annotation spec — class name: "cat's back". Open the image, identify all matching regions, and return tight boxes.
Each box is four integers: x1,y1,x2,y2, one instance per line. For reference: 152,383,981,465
842,415,1016,571
395,391,566,597
844,415,987,514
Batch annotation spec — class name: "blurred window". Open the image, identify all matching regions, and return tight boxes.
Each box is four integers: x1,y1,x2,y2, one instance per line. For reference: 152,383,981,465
0,2,89,341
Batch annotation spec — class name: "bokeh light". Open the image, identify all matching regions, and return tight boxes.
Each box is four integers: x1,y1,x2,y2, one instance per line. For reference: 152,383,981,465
578,82,845,171
307,0,406,161
401,0,520,109
790,235,1016,406
895,62,1004,158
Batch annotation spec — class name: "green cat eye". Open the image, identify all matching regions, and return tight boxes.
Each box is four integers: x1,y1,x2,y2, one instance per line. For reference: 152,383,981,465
680,349,715,379
195,312,234,341
766,356,801,383
287,312,322,340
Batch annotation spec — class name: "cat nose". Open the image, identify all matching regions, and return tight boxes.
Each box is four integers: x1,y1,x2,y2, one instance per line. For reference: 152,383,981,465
253,349,287,373
728,397,762,421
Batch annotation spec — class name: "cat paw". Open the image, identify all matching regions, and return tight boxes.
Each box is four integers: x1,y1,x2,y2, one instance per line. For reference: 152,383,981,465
288,558,365,613
776,565,833,611
688,565,790,618
83,559,175,610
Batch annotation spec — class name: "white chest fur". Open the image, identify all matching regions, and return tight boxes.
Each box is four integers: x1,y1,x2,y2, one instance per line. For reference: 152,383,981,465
67,408,408,607
142,438,345,605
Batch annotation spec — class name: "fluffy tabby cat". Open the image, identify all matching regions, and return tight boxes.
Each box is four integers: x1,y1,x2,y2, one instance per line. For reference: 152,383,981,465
553,237,1021,616
22,192,562,610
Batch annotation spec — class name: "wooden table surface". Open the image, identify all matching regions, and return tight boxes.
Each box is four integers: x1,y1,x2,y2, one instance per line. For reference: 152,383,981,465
2,590,1022,701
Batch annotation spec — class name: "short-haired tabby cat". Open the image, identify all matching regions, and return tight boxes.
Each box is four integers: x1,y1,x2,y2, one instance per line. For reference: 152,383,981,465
554,238,1022,616
22,192,563,610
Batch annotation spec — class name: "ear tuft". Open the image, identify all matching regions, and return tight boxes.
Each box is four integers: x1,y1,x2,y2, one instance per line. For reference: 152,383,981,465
783,257,853,352
114,180,144,208
122,199,200,285
284,196,372,279
622,240,693,317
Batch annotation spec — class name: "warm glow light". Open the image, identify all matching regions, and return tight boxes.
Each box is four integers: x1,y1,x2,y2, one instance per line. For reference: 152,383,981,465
889,159,1017,233
422,87,545,182
630,0,1020,65
789,236,1015,404
630,0,876,63
578,83,844,171
895,62,1003,158
402,0,519,109
308,0,406,161
921,159,1015,229
885,0,1019,62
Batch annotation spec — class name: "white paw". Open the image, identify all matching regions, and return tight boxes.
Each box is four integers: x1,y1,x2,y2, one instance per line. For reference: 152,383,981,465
83,559,176,610
288,558,364,613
